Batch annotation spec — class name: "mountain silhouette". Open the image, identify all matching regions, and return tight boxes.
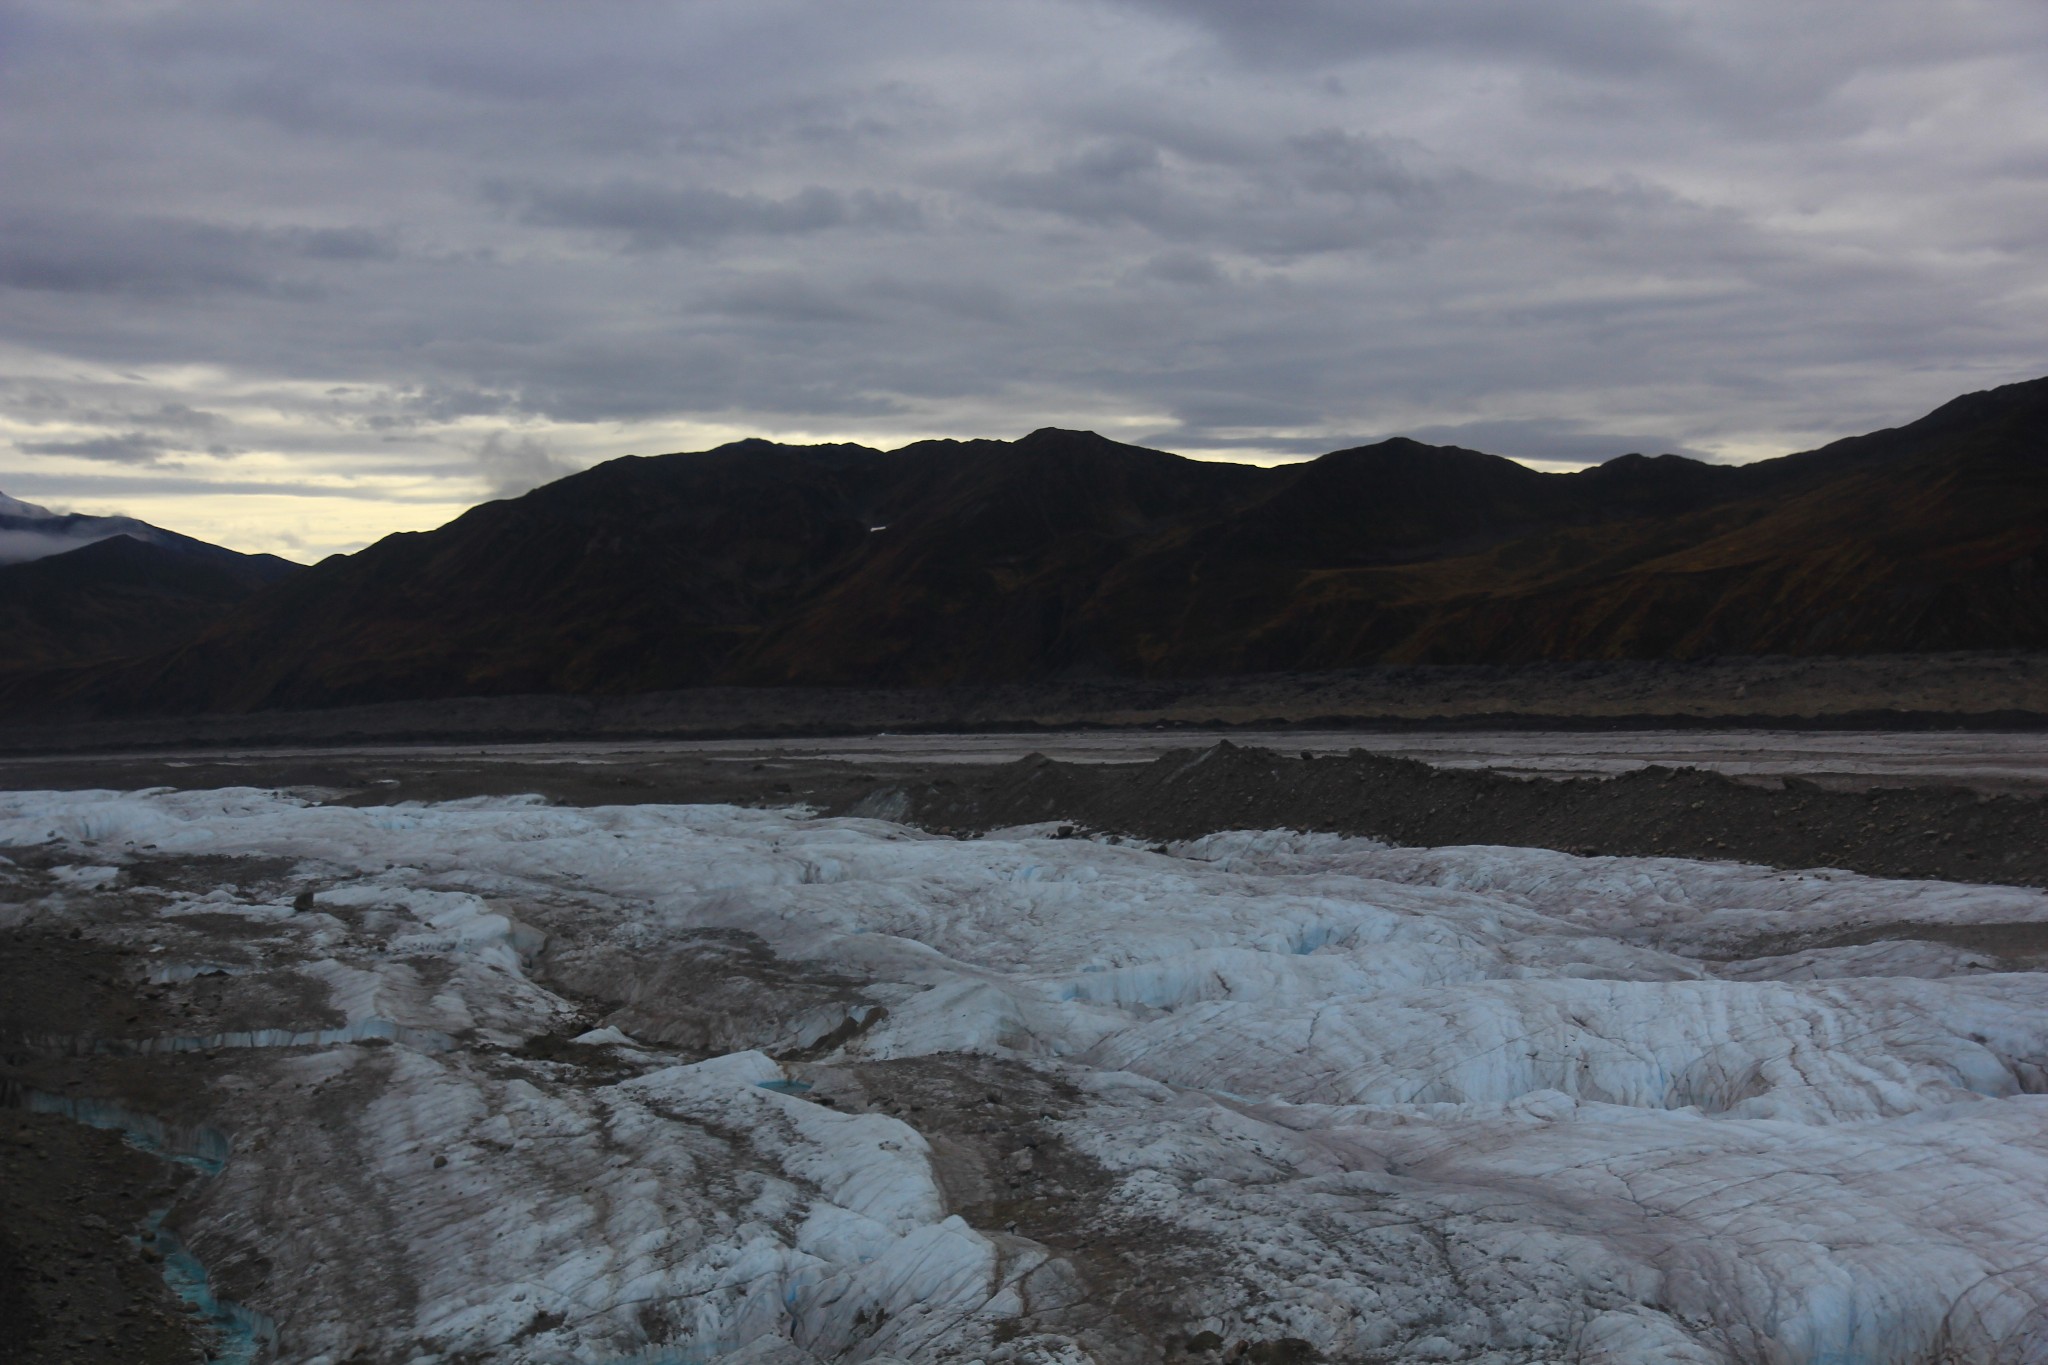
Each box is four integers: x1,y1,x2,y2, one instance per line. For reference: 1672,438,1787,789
4,376,2044,717
0,507,299,675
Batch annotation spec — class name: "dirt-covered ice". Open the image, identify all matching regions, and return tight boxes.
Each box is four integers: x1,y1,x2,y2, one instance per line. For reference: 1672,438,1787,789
5,787,2048,1363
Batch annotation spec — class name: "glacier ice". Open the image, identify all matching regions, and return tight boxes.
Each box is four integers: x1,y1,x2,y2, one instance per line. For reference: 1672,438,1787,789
5,787,2048,1362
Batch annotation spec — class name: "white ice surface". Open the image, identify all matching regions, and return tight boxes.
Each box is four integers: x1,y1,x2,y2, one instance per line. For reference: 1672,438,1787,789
7,788,2048,1362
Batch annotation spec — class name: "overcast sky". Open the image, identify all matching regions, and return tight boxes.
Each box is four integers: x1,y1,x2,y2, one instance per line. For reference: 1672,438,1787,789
3,0,2046,558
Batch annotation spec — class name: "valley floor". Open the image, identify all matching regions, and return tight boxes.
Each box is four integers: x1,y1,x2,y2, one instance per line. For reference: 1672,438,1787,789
4,728,2044,887
6,652,2048,758
3,738,2046,1362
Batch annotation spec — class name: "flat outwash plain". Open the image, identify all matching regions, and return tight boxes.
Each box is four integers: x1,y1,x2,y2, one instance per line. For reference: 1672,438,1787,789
5,732,2048,1364
7,652,2048,757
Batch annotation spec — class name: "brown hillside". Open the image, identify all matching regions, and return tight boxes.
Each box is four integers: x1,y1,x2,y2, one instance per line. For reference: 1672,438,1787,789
0,533,298,673
3,375,2044,719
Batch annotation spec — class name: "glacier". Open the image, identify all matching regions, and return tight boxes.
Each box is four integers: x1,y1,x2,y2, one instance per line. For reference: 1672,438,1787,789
3,787,2047,1362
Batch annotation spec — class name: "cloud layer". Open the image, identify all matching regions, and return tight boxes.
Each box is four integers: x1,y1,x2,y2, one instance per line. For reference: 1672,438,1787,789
2,0,2045,555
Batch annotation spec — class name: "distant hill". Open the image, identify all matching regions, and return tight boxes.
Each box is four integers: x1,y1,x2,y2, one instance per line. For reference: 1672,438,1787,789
0,500,300,673
0,491,255,567
3,376,2045,718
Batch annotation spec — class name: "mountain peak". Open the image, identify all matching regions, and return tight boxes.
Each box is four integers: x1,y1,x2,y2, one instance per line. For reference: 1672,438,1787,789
0,491,57,520
1016,426,1116,448
1586,451,1718,475
3,376,2043,717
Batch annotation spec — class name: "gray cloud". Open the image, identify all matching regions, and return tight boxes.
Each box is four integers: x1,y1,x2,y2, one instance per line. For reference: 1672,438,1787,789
486,179,922,251
1123,0,1691,75
284,226,399,262
0,212,398,299
0,0,2044,556
10,393,245,465
703,275,879,326
1126,248,1226,288
2,391,229,434
0,470,466,504
0,215,276,299
474,430,577,498
1127,0,2048,132
118,403,228,432
979,127,1444,260
16,433,180,464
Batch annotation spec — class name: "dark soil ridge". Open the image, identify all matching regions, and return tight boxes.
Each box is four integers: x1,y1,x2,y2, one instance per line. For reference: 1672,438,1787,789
878,742,2048,890
0,1104,208,1365
4,652,2047,755
5,736,2041,892
6,707,2048,759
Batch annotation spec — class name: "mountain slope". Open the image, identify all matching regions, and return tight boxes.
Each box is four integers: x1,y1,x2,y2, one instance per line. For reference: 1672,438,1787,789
1229,377,2048,666
0,491,269,568
4,375,2044,718
0,533,301,672
730,429,1270,684
8,444,901,711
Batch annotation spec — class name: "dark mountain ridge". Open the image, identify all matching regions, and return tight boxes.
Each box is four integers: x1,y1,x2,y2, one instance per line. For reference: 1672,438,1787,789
0,512,300,674
4,376,2045,718
0,491,299,571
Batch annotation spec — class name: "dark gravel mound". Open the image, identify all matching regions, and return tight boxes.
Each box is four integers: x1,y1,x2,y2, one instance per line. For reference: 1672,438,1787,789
0,1103,206,1365
891,742,2048,887
6,732,2042,889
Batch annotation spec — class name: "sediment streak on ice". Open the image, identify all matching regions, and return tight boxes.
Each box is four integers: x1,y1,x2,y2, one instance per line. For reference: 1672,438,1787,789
5,790,2048,1362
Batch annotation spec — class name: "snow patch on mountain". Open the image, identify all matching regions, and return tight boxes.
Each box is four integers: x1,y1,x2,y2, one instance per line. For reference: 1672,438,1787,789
0,487,175,564
0,490,58,519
